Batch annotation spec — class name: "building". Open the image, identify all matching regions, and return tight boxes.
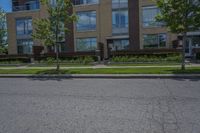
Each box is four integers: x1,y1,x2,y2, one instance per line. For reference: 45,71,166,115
6,0,200,58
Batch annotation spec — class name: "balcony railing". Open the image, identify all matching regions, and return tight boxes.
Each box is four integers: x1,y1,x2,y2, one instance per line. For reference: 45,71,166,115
12,2,40,12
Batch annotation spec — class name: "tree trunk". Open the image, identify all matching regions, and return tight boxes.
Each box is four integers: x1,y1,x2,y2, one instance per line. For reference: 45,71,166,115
182,32,187,70
55,11,60,72
56,43,60,71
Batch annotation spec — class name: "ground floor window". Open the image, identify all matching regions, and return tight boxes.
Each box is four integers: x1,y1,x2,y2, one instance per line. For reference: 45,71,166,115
76,37,97,51
143,33,167,48
17,39,33,54
190,36,200,47
110,39,129,51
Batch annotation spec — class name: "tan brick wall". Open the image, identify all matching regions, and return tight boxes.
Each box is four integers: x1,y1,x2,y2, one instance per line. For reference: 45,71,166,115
6,3,47,55
73,0,112,58
7,10,41,54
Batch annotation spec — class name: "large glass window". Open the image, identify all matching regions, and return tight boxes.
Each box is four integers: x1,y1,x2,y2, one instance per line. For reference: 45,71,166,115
190,36,200,47
110,39,129,51
112,9,128,34
76,11,96,31
25,0,40,10
17,39,33,54
76,38,97,51
49,0,57,6
143,34,167,48
142,6,164,27
112,0,128,4
112,0,128,8
13,0,40,11
16,18,32,35
74,0,99,5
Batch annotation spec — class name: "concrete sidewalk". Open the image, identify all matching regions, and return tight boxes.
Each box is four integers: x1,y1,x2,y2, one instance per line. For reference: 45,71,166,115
0,64,200,70
0,74,200,79
0,65,191,69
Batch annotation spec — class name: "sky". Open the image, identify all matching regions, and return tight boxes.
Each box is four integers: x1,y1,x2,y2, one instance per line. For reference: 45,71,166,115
0,0,11,12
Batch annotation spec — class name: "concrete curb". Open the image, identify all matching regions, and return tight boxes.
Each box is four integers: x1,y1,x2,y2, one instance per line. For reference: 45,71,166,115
0,74,200,79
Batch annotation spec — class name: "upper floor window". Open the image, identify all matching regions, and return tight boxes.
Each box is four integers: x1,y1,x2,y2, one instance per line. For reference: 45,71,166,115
112,0,128,4
112,0,128,9
142,6,164,27
112,9,129,34
76,11,96,31
49,0,57,6
74,0,99,5
12,0,40,12
16,18,32,36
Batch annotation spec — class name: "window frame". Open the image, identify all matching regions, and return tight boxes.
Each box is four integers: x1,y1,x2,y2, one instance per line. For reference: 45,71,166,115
143,33,167,48
73,0,99,6
75,37,97,52
111,39,130,51
142,5,164,28
76,11,97,32
17,39,33,54
112,8,129,35
16,17,33,36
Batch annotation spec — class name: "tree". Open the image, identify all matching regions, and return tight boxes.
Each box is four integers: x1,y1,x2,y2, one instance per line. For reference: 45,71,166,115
156,0,200,70
0,7,7,54
32,0,77,71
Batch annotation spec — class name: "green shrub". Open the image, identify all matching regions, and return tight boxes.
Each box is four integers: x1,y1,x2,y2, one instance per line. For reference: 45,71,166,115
41,56,95,64
82,56,94,64
0,58,30,64
46,57,55,65
111,53,181,63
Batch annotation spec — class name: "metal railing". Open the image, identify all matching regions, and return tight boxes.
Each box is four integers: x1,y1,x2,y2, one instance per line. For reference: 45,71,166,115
12,2,40,12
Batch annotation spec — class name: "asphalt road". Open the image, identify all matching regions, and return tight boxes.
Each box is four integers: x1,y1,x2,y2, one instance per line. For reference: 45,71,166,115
0,78,200,133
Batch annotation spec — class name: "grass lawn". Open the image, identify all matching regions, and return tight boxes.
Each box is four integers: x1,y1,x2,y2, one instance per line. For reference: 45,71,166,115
0,67,199,74
108,63,181,66
28,63,93,67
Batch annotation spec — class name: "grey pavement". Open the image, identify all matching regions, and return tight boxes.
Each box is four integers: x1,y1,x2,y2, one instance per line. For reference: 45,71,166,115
0,78,200,133
1,74,200,79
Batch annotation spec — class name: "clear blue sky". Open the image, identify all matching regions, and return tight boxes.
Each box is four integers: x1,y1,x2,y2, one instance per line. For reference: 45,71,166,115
0,0,11,12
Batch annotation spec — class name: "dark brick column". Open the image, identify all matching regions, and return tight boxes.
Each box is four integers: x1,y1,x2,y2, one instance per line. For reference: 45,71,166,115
65,7,75,52
128,0,140,50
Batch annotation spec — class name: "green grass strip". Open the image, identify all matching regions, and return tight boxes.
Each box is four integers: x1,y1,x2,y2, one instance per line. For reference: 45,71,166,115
0,67,199,74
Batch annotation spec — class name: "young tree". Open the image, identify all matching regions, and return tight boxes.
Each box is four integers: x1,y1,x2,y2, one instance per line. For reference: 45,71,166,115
33,0,77,71
156,0,200,70
0,7,7,54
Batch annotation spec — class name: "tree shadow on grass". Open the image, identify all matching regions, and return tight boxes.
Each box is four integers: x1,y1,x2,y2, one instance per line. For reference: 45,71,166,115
166,68,200,82
35,69,68,74
28,69,73,81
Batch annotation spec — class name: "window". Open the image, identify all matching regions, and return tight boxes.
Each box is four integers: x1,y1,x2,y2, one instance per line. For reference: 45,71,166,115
112,0,128,3
142,6,164,27
112,0,128,8
76,11,96,31
191,36,200,47
76,38,97,51
49,0,56,6
16,18,32,35
13,0,40,11
112,9,129,34
17,39,33,54
74,0,99,5
25,0,40,10
143,34,167,48
110,39,129,51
